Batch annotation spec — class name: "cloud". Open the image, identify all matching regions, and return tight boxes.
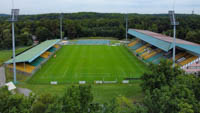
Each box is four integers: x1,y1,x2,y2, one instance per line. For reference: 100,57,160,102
0,0,199,14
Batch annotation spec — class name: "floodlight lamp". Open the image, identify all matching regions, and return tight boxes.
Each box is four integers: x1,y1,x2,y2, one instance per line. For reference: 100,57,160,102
60,13,63,18
12,9,19,16
168,10,179,26
10,9,20,21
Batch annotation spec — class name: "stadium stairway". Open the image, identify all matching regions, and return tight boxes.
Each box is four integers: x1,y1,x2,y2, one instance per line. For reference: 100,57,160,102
135,44,150,53
128,39,139,47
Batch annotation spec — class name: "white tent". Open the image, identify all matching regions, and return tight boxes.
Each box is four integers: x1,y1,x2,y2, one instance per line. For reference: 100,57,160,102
5,82,16,91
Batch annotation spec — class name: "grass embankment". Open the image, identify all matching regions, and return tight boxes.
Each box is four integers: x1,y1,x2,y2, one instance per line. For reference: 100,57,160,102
0,47,30,65
17,81,143,103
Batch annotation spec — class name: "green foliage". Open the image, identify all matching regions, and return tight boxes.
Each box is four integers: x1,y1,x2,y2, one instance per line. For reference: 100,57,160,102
141,60,200,113
1,13,200,49
62,85,93,113
0,85,102,113
116,96,135,113
141,60,183,92
35,27,52,42
0,86,35,113
186,30,200,44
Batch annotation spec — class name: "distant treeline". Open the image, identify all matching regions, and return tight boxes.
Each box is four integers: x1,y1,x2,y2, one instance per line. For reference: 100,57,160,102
0,12,200,49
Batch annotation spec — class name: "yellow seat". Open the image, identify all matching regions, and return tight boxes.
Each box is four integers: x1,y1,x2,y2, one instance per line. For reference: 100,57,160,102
179,55,198,66
135,44,149,53
144,49,161,60
8,63,35,73
141,51,150,58
128,39,139,47
175,52,187,60
54,44,60,49
40,51,51,58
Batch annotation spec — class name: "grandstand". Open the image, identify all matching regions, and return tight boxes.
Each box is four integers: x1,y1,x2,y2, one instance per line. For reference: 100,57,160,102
128,29,200,74
5,39,61,75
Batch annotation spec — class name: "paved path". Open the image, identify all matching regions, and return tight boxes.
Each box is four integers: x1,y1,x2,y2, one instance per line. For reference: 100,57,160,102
17,88,32,97
0,66,6,87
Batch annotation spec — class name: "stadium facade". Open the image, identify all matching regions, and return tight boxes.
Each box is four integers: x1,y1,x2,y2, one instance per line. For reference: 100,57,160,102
128,29,200,74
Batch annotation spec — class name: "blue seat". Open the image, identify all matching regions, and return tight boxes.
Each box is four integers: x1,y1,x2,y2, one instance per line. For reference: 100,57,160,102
48,47,56,52
146,52,163,62
129,43,143,51
30,57,45,66
153,58,161,64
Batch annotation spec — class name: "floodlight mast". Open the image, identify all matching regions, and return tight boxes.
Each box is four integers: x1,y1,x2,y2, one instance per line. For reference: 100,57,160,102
9,9,19,84
60,13,63,40
169,10,179,68
125,14,128,41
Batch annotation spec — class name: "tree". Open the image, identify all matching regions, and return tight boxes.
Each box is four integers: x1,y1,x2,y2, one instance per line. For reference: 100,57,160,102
141,60,184,92
141,60,200,113
17,32,33,46
0,86,34,113
35,27,52,42
2,29,12,49
186,30,200,44
62,85,94,113
32,93,58,113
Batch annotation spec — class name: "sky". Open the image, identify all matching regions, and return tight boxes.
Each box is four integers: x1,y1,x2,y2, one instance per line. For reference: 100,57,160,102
0,0,199,14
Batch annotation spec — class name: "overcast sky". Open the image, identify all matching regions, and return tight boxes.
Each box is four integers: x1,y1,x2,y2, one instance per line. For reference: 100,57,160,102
0,0,199,14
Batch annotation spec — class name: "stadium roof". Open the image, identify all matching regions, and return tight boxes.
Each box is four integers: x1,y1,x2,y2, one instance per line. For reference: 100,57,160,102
128,29,200,55
5,39,60,64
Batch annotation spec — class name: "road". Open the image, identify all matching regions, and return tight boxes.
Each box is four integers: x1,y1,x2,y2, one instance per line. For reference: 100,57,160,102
0,66,6,87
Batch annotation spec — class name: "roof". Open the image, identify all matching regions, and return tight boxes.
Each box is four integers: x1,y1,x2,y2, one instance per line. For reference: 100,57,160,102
5,82,16,91
5,39,60,64
128,29,200,55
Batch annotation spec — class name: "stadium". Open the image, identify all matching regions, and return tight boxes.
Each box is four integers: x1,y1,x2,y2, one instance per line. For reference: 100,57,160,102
4,29,200,84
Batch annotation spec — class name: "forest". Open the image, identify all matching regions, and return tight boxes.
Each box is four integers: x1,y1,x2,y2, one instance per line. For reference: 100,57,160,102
0,12,200,49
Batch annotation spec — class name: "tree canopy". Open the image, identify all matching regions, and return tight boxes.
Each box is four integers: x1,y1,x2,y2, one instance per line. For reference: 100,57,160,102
0,12,200,49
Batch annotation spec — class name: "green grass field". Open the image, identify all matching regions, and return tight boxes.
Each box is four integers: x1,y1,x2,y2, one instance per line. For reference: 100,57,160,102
28,45,147,84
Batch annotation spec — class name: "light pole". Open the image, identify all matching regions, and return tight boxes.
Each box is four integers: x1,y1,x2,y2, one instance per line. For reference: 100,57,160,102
60,13,63,40
9,9,19,84
169,10,179,68
125,14,128,41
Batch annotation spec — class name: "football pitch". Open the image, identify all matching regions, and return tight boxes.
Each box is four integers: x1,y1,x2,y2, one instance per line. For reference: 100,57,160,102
28,45,147,84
